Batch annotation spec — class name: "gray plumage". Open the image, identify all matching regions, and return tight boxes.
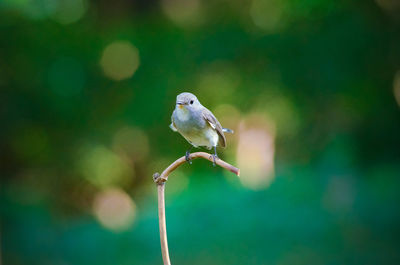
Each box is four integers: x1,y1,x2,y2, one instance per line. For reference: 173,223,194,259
170,92,233,151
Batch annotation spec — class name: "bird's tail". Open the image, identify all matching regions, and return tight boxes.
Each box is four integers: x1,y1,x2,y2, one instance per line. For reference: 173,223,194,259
222,128,234,134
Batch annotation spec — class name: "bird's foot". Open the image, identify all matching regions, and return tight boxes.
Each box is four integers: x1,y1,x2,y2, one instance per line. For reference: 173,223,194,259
209,154,218,167
185,150,192,164
211,146,219,167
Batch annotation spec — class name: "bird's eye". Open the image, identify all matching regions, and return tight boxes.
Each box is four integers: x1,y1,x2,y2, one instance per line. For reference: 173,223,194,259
190,100,194,105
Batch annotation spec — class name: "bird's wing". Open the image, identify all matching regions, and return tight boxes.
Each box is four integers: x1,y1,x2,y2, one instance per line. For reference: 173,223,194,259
202,109,226,148
170,113,178,132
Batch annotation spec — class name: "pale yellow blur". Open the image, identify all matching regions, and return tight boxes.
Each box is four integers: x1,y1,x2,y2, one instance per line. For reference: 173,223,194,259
165,171,189,197
100,41,140,81
254,92,300,137
375,0,400,13
113,127,149,162
161,0,203,28
250,0,286,33
93,187,136,231
78,144,134,187
195,61,241,105
51,0,88,24
236,114,275,190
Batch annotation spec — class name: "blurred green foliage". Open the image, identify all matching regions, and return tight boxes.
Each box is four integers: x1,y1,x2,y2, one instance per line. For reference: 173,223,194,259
1,0,400,264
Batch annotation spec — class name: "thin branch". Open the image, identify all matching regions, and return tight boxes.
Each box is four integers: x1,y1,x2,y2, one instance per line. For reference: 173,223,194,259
153,152,240,265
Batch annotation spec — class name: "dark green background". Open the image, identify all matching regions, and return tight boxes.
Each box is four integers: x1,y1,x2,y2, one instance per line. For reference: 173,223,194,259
1,0,400,264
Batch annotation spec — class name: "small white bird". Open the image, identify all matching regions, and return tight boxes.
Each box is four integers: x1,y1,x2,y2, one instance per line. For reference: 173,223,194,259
170,92,233,165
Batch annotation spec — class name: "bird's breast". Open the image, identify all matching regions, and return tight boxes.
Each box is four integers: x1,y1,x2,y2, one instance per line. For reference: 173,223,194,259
175,108,191,122
173,108,205,133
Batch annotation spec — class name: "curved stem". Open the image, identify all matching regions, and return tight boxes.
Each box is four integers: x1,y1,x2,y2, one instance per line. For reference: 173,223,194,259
154,152,240,185
153,152,240,265
157,183,171,265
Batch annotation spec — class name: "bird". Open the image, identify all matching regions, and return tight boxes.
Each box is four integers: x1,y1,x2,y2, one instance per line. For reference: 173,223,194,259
170,92,233,165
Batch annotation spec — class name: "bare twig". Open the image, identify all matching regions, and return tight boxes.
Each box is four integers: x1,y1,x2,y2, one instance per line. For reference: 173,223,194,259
153,152,240,265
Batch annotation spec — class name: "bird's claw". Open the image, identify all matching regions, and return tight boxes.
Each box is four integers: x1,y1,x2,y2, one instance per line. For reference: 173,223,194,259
209,154,218,167
185,150,192,164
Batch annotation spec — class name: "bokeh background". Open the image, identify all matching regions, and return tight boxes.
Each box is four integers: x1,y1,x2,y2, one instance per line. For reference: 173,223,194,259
1,0,400,264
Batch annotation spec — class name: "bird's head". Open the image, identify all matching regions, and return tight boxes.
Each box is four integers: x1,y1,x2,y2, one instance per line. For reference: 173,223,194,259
176,92,201,110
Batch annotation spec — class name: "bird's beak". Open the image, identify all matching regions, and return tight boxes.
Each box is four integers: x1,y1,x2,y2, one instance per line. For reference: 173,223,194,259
176,101,186,109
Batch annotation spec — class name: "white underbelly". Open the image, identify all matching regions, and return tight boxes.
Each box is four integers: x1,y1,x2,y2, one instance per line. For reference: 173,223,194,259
183,127,219,149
